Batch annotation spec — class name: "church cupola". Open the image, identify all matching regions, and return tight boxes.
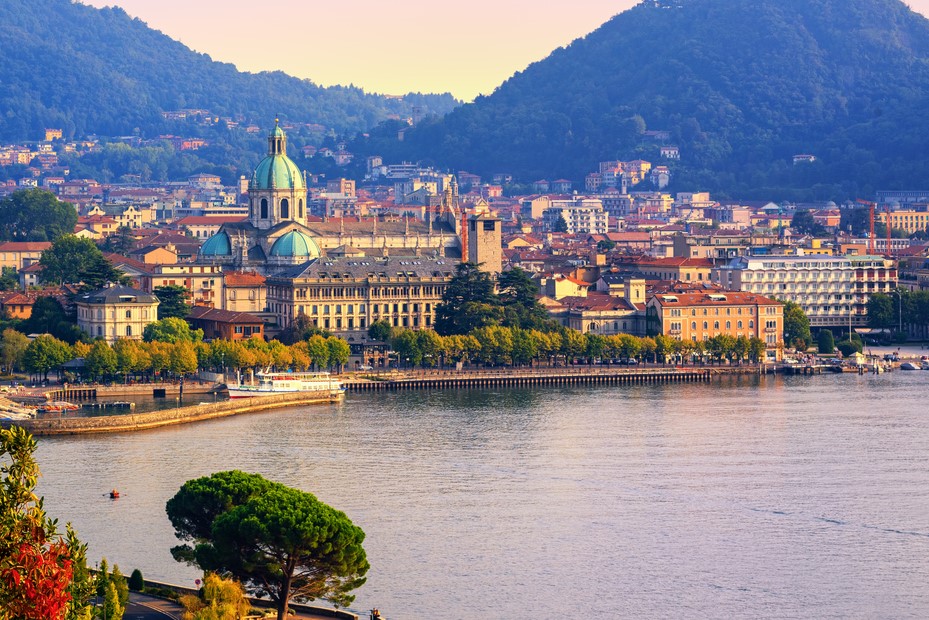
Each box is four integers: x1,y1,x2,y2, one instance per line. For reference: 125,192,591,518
248,119,308,230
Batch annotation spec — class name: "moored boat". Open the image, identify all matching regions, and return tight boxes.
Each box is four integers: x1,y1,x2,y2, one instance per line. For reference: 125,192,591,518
226,371,344,399
37,401,81,414
899,362,920,370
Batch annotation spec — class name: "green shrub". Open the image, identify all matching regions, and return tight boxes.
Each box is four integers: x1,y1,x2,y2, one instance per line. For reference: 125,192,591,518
128,568,145,591
817,329,835,354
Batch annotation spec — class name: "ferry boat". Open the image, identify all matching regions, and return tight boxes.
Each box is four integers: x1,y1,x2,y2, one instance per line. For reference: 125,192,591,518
226,371,345,399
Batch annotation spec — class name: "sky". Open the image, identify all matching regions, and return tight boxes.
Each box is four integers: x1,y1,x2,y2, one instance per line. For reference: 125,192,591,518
82,0,929,102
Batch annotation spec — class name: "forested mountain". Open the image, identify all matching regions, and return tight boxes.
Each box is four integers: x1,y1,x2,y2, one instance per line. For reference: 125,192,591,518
0,0,457,142
374,0,929,200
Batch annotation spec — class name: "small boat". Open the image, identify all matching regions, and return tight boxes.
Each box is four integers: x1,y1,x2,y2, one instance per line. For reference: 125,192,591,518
900,362,920,370
109,489,120,499
226,371,344,399
37,401,81,414
920,362,929,371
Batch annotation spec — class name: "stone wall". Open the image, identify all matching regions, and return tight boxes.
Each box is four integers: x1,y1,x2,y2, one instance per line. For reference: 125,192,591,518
17,391,341,436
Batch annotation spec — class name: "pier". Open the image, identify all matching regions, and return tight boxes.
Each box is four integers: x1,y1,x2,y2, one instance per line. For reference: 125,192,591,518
342,368,712,392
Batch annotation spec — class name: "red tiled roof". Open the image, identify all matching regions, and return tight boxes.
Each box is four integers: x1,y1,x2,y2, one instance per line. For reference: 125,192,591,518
0,242,52,252
224,271,266,287
188,305,263,324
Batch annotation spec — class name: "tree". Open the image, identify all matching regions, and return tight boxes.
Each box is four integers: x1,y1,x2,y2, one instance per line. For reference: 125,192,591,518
304,335,330,370
0,267,18,292
790,209,825,235
169,342,199,376
553,214,569,233
102,226,136,256
0,329,29,375
367,319,393,342
325,337,350,371
154,285,192,320
180,573,251,620
817,329,835,354
277,315,331,345
22,334,73,380
38,236,126,289
434,263,501,336
782,301,812,350
0,189,78,243
166,471,368,619
143,318,204,344
85,340,117,382
0,426,84,619
867,293,894,330
127,569,144,593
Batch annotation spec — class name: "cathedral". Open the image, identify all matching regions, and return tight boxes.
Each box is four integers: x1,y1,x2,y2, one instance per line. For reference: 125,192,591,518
198,121,462,274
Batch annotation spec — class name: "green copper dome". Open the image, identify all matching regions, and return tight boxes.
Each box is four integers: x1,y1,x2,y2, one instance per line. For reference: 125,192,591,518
200,231,232,256
252,120,305,191
269,230,320,258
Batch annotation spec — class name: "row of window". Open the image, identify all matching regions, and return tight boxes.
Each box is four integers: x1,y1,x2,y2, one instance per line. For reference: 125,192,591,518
79,308,151,320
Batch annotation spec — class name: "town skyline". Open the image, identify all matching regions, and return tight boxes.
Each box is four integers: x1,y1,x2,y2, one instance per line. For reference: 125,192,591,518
83,0,929,101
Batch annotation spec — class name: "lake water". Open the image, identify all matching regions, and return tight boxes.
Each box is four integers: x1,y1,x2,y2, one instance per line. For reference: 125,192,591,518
34,372,929,619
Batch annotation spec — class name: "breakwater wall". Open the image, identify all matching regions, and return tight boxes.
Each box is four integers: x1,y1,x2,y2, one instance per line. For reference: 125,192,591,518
343,368,712,392
44,382,219,402
9,391,342,436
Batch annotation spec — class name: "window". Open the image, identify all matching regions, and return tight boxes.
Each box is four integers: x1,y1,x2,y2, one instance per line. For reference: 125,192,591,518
726,321,731,329
749,320,754,329
260,198,268,219
714,321,720,329
125,310,132,319
299,199,304,218
97,326,102,336
281,198,289,219
738,321,743,329
126,325,132,337
703,321,708,329
692,322,697,330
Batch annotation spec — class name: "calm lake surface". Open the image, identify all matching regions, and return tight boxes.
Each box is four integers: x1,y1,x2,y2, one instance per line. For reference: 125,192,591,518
35,373,929,619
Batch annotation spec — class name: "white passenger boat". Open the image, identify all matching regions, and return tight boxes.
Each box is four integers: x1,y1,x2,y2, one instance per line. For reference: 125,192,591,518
226,371,344,399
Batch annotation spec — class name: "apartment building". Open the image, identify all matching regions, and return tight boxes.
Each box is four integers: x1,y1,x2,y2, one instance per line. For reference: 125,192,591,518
712,256,897,328
647,291,784,351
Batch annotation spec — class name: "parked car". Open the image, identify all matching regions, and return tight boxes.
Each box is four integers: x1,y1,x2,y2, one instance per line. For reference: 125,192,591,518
357,365,374,371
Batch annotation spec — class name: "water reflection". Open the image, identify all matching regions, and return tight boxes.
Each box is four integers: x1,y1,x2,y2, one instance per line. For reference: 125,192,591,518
35,373,929,619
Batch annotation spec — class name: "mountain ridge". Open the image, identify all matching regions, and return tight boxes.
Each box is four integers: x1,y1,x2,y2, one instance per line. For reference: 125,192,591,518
0,0,458,141
376,0,929,199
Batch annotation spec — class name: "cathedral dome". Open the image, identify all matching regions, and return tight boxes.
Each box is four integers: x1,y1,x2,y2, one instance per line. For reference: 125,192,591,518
200,231,232,256
269,230,320,258
252,120,305,191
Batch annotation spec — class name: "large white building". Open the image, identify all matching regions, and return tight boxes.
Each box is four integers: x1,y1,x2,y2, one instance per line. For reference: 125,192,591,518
712,256,897,328
75,285,160,343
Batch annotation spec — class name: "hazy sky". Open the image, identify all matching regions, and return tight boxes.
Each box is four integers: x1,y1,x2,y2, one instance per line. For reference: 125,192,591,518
83,0,929,101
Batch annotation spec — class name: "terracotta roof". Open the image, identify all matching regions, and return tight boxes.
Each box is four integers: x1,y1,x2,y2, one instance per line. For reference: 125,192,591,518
224,271,266,287
558,293,637,312
0,242,52,252
188,305,263,324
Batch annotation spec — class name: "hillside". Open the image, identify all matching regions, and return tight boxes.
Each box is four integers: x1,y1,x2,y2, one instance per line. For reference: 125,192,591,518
0,0,457,142
379,0,929,199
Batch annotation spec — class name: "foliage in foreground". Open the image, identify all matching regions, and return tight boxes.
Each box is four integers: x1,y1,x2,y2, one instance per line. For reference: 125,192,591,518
166,471,368,619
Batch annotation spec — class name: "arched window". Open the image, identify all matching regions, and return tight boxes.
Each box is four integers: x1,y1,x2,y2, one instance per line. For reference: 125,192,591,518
260,198,268,219
726,321,731,329
126,325,132,337
281,198,290,219
299,199,304,218
738,321,743,329
703,321,708,329
749,320,754,329
692,321,697,330
714,321,720,329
